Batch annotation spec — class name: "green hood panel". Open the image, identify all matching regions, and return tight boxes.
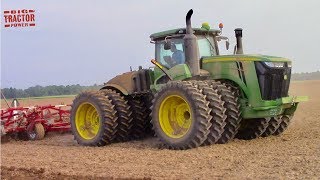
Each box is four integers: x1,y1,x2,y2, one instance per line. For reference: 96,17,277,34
202,54,291,63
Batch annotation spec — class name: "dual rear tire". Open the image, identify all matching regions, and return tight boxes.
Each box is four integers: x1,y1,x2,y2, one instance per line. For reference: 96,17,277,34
70,90,150,146
70,91,118,146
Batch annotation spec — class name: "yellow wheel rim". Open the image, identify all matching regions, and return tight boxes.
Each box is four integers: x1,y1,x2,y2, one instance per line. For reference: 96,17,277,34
75,102,100,140
159,95,192,138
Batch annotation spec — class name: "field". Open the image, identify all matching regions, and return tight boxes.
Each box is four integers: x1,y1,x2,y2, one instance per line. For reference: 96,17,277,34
1,95,75,108
1,81,320,179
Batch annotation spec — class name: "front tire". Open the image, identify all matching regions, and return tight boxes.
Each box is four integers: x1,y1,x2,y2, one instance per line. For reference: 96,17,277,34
206,81,241,144
236,118,270,140
191,81,226,145
261,117,281,137
273,115,292,135
151,81,212,150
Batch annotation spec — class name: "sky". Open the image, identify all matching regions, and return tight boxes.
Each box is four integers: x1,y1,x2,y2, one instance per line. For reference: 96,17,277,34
1,0,320,89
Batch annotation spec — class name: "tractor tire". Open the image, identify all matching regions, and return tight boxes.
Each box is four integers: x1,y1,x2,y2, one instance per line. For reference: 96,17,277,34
143,93,155,136
151,81,212,150
206,80,241,144
190,81,226,145
261,116,281,137
236,118,270,140
126,96,149,139
70,91,118,146
101,89,133,142
273,115,292,135
219,80,241,97
27,123,45,141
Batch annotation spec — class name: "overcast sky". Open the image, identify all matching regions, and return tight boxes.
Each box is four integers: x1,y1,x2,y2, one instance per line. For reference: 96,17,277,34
1,0,320,89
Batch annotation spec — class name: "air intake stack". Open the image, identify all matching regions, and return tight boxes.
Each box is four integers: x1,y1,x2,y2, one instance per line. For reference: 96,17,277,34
235,28,244,54
183,9,200,76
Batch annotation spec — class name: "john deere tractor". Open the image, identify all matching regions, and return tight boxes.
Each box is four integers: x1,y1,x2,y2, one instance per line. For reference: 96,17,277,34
70,9,307,149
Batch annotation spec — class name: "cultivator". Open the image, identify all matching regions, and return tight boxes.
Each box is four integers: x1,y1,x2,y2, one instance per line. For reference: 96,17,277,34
1,104,71,141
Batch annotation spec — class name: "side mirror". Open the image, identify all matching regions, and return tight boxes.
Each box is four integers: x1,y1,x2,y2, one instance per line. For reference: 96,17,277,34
216,36,230,50
226,40,230,50
164,40,172,50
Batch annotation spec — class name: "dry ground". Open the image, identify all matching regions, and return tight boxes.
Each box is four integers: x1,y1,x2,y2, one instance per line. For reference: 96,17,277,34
1,81,320,179
1,96,74,108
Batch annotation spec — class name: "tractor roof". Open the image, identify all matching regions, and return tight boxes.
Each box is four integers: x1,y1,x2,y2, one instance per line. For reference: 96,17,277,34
150,28,221,41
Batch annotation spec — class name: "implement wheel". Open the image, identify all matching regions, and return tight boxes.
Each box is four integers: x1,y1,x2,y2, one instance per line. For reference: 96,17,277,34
70,91,118,146
27,123,45,141
151,81,211,150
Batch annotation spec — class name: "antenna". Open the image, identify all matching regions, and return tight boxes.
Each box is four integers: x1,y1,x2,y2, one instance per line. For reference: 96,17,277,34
1,91,11,108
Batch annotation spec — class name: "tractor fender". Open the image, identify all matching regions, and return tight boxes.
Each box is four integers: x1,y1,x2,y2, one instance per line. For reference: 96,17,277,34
101,84,129,95
101,69,151,95
220,78,248,97
210,74,249,98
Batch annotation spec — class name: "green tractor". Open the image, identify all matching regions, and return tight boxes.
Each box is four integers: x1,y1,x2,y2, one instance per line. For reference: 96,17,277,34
70,9,307,149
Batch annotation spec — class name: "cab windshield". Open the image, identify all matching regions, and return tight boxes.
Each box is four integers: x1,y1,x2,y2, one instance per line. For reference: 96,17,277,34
155,35,217,68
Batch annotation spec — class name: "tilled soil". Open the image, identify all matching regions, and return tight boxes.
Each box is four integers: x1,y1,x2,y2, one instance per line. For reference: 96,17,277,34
1,96,74,108
1,81,320,179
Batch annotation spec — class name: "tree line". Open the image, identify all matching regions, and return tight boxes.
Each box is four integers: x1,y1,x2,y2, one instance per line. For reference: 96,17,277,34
291,71,320,81
1,84,102,99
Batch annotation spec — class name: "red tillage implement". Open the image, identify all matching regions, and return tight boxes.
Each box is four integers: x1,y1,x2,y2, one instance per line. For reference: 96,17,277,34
1,104,71,140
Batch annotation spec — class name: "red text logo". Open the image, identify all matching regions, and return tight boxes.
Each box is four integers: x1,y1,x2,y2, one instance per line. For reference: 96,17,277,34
3,9,36,28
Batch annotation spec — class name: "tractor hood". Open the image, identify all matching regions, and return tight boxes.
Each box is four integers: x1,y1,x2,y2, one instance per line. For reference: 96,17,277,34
202,54,291,63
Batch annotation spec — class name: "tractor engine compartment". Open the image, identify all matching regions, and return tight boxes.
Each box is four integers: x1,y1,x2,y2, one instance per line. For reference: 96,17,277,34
255,61,291,100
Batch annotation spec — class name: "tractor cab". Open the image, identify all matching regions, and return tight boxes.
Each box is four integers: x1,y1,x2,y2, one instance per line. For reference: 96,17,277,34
149,27,226,88
150,28,221,69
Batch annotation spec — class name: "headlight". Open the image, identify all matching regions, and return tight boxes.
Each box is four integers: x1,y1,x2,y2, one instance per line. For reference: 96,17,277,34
287,62,292,68
264,62,285,68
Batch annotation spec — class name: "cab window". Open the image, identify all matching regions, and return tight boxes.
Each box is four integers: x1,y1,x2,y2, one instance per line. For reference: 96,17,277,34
155,39,185,68
154,35,216,69
197,35,216,57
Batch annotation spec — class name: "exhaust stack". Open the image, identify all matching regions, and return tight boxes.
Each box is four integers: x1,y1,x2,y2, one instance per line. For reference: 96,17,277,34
235,28,244,54
183,9,200,76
